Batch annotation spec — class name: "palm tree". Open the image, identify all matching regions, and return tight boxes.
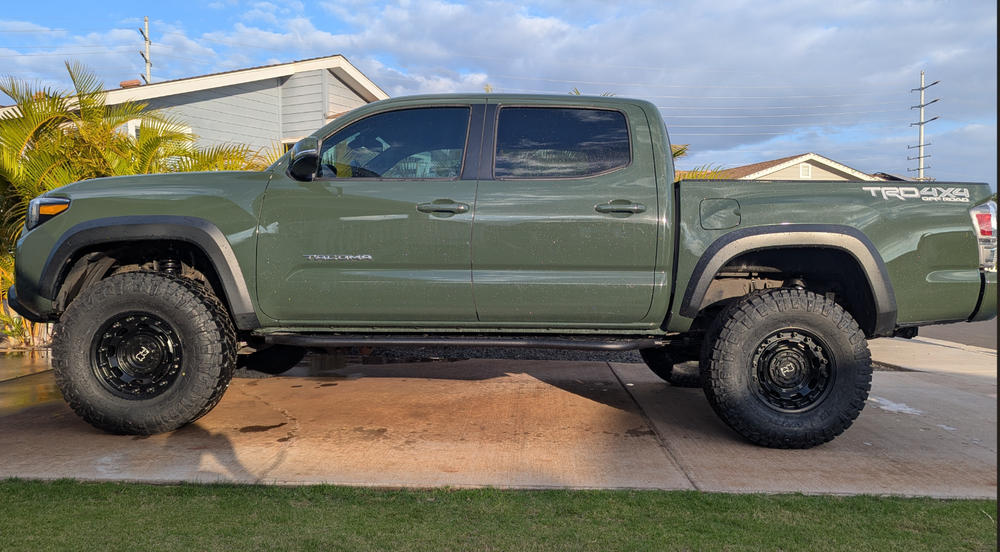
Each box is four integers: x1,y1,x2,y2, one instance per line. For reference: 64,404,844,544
0,62,272,247
0,62,274,346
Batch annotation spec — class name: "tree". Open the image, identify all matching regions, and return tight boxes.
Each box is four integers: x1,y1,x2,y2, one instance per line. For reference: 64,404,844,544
0,62,273,248
0,62,275,347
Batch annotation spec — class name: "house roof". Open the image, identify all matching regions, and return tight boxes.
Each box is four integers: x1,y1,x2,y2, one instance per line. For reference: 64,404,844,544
716,154,804,179
0,54,388,113
717,152,881,181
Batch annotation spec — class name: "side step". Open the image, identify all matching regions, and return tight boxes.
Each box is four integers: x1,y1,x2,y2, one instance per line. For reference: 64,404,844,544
263,334,668,351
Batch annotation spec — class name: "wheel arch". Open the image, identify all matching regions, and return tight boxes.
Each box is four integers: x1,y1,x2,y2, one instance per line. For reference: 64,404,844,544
40,216,259,330
679,224,897,337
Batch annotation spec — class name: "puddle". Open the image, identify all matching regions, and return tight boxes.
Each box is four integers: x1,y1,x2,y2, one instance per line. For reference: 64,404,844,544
0,350,52,382
868,395,924,415
0,351,61,415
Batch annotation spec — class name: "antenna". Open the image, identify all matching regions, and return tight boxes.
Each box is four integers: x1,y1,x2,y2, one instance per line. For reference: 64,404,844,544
907,71,939,180
138,16,151,84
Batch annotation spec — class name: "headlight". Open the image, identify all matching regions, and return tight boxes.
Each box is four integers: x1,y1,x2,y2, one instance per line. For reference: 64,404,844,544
25,197,70,231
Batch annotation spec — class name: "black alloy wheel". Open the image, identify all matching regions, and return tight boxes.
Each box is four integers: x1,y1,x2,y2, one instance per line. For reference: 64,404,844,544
91,312,184,399
52,271,236,435
749,329,833,412
701,288,872,449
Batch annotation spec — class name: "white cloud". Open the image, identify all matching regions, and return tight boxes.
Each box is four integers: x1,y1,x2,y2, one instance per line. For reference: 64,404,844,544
1,0,994,188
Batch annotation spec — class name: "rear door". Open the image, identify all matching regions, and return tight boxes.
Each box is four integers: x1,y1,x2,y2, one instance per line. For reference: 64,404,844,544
257,105,480,323
471,103,659,324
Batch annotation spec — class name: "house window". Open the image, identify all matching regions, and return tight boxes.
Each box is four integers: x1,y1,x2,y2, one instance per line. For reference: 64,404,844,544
799,163,812,179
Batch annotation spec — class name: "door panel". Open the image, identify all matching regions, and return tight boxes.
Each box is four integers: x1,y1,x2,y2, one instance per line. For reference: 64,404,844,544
471,104,659,324
256,106,478,323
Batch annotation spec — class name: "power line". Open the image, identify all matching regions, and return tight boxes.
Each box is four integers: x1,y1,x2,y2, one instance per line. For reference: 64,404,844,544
0,48,134,57
670,132,785,136
657,101,904,110
668,119,907,128
659,109,901,118
490,73,894,91
370,77,901,99
480,85,899,100
0,28,72,33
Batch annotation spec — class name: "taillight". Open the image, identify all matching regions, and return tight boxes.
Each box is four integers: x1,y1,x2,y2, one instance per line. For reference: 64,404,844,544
975,213,993,236
969,201,997,271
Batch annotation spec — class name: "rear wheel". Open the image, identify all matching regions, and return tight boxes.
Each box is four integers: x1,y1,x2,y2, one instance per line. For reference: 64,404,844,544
639,347,701,387
237,345,306,375
702,289,871,448
52,272,236,435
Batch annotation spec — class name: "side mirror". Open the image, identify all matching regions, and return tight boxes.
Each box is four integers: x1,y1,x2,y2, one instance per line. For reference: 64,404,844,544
288,137,319,181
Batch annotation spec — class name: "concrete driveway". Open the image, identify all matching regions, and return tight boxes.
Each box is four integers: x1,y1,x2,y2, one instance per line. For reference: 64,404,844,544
0,337,995,498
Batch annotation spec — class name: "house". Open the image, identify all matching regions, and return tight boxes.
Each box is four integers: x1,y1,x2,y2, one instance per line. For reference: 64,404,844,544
3,55,389,152
680,153,885,181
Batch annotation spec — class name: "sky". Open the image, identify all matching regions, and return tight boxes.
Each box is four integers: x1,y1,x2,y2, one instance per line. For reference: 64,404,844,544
0,0,996,188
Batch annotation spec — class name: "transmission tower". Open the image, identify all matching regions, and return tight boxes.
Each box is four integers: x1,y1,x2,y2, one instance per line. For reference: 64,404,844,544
138,16,151,84
908,70,939,181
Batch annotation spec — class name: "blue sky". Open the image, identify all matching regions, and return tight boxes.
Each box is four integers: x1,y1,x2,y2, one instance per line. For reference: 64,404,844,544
1,0,996,188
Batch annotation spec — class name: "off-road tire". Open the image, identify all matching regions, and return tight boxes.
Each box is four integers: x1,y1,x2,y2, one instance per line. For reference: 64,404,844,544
52,272,237,435
639,348,701,387
237,345,306,375
702,289,871,449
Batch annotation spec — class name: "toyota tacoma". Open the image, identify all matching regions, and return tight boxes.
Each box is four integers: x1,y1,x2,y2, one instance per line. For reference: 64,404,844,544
9,94,997,448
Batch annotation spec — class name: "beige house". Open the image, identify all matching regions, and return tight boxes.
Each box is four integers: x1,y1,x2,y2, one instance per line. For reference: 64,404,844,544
682,152,886,181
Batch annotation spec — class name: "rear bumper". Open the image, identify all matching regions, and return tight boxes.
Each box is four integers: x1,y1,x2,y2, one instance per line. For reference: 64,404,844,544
969,270,997,322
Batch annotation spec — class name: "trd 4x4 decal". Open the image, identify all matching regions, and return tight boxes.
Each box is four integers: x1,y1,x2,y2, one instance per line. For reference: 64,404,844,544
862,186,970,203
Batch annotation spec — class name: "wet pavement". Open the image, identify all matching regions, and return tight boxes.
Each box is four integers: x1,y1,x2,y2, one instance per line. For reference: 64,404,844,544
0,339,995,498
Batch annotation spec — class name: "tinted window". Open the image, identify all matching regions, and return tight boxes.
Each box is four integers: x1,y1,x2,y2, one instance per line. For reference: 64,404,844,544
494,107,630,178
319,107,469,179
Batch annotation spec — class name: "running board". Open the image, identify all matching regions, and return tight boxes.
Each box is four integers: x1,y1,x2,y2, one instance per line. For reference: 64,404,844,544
263,334,668,351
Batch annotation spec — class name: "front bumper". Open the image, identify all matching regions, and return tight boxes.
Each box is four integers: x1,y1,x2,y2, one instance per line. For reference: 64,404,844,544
6,285,49,323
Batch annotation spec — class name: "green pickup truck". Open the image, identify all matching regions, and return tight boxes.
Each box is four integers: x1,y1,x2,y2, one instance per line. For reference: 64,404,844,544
9,94,996,448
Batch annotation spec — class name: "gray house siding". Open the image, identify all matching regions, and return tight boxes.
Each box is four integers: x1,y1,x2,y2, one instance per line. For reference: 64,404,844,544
327,71,368,117
144,79,281,151
281,70,326,139
136,68,371,150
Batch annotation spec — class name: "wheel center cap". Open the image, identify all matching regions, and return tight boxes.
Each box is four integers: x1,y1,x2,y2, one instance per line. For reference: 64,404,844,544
125,335,163,373
769,351,805,386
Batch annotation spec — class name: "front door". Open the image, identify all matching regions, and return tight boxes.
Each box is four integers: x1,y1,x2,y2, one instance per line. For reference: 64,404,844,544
471,104,659,324
257,106,478,323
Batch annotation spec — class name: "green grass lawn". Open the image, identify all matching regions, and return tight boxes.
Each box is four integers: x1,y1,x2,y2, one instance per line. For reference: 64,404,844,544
0,479,995,551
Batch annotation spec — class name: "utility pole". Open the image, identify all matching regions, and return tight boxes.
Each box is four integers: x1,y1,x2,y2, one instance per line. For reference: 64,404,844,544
908,70,939,180
138,16,151,84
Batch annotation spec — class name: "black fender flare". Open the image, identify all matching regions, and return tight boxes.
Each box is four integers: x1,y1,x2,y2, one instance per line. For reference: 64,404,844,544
679,224,897,336
39,215,260,330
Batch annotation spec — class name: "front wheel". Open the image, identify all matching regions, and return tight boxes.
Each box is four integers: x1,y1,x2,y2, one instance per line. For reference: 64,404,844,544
702,289,872,448
52,272,237,435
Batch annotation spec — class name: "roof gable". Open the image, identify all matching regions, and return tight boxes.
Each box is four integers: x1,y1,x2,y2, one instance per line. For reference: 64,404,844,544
0,55,387,115
105,54,388,104
720,152,880,181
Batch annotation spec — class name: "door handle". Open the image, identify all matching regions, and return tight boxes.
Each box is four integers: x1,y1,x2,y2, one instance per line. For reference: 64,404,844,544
417,200,470,214
595,201,646,214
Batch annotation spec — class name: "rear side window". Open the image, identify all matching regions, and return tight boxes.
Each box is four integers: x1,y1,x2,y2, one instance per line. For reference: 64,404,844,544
494,107,630,179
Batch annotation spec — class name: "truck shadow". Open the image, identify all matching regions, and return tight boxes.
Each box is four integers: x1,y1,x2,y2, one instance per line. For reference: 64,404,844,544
254,349,723,435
